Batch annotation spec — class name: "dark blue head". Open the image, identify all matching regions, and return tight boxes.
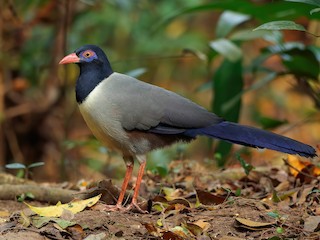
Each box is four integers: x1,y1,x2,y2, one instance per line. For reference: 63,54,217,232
60,45,114,103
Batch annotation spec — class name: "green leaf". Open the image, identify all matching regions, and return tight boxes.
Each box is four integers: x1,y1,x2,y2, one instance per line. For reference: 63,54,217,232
153,166,168,177
285,0,320,7
254,21,306,32
212,58,243,166
216,11,250,38
153,0,253,31
267,42,305,53
272,191,281,203
229,29,270,41
263,31,283,44
309,45,320,61
267,211,280,219
25,192,35,200
258,116,288,130
17,194,26,202
209,38,242,62
310,8,320,14
281,48,320,79
28,162,45,169
17,192,35,202
268,236,282,240
54,218,78,229
16,169,25,179
236,154,254,176
154,0,318,32
5,163,26,169
235,188,241,197
260,43,320,79
276,227,284,234
31,216,77,229
212,58,243,119
125,68,147,78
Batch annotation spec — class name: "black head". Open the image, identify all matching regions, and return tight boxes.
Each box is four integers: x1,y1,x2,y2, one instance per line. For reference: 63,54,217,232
75,44,109,64
60,45,114,103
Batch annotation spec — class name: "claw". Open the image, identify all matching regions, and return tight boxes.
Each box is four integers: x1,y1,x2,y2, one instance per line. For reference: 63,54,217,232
102,204,127,212
101,202,147,213
125,201,148,213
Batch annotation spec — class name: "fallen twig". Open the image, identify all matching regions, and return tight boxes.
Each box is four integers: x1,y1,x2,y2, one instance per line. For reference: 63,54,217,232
0,184,77,203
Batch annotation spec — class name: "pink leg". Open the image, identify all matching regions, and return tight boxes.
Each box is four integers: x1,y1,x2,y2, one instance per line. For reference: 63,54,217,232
126,160,147,213
103,160,133,211
115,162,133,207
103,156,147,213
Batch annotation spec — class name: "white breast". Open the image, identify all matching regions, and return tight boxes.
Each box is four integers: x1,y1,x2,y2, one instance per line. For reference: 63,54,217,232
78,73,131,155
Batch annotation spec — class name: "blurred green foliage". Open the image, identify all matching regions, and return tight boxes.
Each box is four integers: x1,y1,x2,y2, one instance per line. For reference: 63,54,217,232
5,162,45,179
1,0,319,180
165,0,319,166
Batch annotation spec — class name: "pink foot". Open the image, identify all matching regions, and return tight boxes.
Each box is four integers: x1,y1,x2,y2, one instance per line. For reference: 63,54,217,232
102,204,127,212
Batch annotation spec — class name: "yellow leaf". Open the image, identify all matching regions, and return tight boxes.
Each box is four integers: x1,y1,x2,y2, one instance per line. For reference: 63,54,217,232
25,194,101,217
287,155,309,176
162,187,182,201
19,211,30,227
287,155,320,179
156,218,163,227
0,211,10,217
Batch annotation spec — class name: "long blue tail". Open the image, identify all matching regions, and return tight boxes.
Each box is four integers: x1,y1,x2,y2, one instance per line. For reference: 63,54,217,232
184,121,316,158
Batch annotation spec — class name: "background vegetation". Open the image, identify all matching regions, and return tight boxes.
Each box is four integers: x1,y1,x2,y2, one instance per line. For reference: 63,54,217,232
0,0,319,182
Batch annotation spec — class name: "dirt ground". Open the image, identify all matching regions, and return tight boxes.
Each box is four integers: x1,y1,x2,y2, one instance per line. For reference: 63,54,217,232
0,196,319,240
0,159,319,240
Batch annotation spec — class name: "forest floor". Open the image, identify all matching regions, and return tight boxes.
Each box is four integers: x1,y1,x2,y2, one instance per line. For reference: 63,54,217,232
0,156,319,240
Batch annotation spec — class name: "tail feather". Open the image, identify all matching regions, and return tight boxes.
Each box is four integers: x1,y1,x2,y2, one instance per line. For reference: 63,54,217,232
184,121,316,158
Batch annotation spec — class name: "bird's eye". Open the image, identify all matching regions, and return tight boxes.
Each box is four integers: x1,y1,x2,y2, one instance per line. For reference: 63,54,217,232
83,50,93,58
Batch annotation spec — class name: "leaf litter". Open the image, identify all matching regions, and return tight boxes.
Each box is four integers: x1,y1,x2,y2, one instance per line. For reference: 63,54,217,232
0,155,319,239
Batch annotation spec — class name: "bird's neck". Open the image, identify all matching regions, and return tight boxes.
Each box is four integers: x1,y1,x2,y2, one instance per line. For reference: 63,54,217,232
76,61,113,103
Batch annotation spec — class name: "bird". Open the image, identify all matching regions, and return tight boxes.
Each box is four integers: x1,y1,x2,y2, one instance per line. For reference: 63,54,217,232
59,44,316,212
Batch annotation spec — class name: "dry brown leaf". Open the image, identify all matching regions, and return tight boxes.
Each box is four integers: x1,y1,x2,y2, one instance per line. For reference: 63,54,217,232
219,236,246,240
162,231,185,240
296,186,314,206
67,224,85,239
270,169,289,183
52,223,69,234
315,207,320,216
142,222,162,237
193,219,210,231
196,189,226,205
296,165,316,184
183,222,203,236
169,198,192,208
83,233,106,240
274,180,290,192
304,216,320,232
234,217,275,230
